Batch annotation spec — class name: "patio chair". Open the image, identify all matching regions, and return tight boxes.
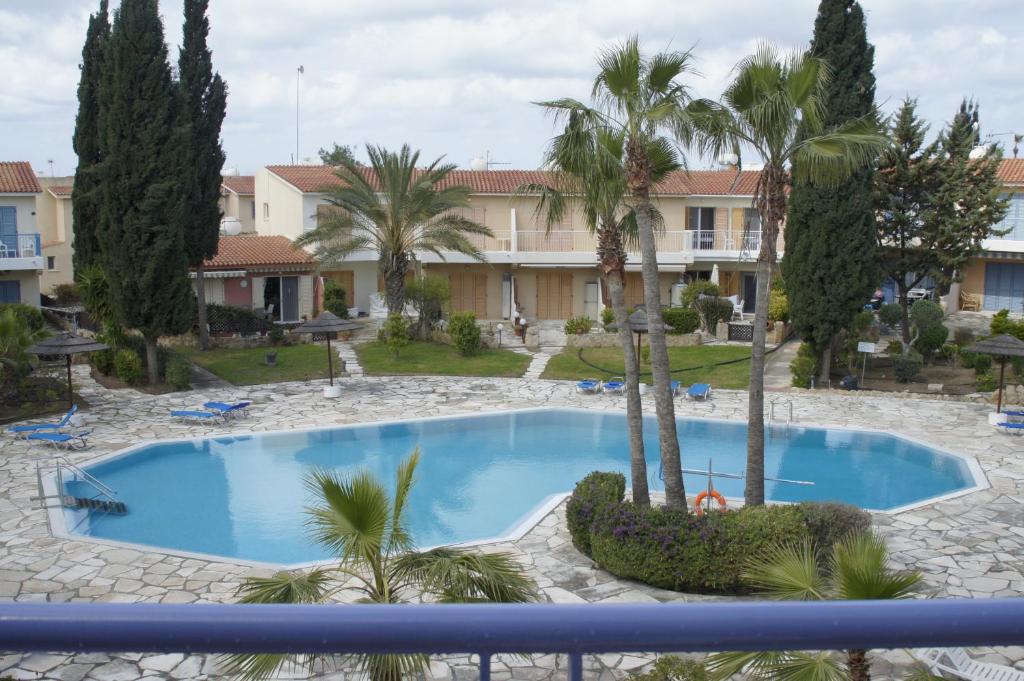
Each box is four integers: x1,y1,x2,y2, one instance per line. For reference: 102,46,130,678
996,422,1024,435
602,377,625,395
687,383,712,401
26,429,91,450
8,405,78,439
959,291,983,312
203,401,252,418
575,379,602,395
918,647,1024,681
170,410,224,423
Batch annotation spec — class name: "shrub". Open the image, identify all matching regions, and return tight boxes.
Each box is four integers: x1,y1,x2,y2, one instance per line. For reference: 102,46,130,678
268,325,285,346
953,327,975,347
0,303,45,332
909,298,943,329
967,352,992,374
565,472,625,556
448,311,481,356
893,351,923,383
165,356,192,391
383,314,410,358
662,307,700,335
92,348,116,376
627,657,708,681
601,307,615,331
406,276,448,337
886,339,903,357
322,279,349,319
681,280,720,308
110,334,172,381
51,283,80,306
914,323,949,363
976,371,998,392
879,303,903,328
564,316,593,335
768,289,789,323
693,296,733,332
114,348,143,385
990,309,1024,340
796,502,870,562
790,343,820,389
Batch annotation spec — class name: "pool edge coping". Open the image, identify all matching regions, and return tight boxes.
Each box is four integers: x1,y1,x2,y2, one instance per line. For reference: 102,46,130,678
44,405,990,571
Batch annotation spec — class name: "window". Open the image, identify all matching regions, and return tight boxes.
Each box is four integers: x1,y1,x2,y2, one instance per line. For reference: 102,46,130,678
0,280,20,303
47,256,55,270
250,201,256,220
263,203,269,219
687,207,715,230
993,194,1024,241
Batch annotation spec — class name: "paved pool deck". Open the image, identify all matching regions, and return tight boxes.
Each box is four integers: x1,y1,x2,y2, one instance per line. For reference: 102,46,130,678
1,368,1023,680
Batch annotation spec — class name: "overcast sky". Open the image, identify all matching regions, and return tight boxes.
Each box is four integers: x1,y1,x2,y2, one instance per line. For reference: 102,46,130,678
2,0,1021,177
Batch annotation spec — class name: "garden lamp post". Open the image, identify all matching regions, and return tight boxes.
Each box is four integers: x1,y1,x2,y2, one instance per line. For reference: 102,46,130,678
496,323,504,348
27,333,109,410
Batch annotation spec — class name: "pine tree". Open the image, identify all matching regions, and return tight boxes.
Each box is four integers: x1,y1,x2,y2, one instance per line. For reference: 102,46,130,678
782,0,879,381
179,0,227,351
99,0,193,385
71,0,110,274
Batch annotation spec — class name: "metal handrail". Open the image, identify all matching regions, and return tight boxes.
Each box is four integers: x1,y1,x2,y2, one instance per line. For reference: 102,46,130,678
55,456,117,499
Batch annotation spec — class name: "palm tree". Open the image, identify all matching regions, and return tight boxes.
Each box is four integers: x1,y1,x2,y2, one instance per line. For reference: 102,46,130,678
296,144,494,315
537,37,692,509
225,449,536,681
0,308,48,382
683,44,886,505
519,114,675,507
706,532,922,681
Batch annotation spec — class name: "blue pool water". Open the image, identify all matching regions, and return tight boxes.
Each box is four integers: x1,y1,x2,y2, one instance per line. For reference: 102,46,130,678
63,409,977,564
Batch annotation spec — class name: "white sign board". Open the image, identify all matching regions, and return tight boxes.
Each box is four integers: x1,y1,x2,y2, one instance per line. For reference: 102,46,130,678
857,341,876,354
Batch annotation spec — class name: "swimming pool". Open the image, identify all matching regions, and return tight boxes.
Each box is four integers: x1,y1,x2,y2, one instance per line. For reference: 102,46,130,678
59,409,981,565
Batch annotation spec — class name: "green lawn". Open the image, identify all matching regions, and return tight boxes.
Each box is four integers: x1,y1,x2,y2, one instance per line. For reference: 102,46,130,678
182,344,338,386
356,341,531,378
541,344,752,389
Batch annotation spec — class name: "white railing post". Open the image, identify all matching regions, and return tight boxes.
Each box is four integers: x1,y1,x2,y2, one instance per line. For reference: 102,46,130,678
510,208,518,255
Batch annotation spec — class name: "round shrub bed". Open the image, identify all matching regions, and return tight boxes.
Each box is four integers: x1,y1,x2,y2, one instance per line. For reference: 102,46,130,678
566,471,870,594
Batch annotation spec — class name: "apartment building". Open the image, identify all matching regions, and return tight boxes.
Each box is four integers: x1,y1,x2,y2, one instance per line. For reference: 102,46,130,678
219,175,256,233
35,176,75,293
959,159,1024,313
249,164,771,321
0,162,45,306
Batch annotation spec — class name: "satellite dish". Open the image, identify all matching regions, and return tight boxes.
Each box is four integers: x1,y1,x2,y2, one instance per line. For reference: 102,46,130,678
223,167,240,176
717,152,739,167
968,145,988,160
469,156,487,171
220,217,243,236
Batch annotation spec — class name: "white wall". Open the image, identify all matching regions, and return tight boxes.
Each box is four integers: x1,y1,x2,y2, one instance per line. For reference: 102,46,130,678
253,169,306,239
0,195,38,233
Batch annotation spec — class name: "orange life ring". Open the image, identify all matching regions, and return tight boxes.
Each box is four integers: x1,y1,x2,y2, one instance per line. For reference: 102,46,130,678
694,490,727,516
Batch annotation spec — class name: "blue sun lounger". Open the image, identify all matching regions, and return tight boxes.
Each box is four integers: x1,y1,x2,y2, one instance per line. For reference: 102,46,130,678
575,379,602,394
171,410,223,423
603,377,625,395
687,383,711,401
203,401,251,418
671,380,681,396
997,422,1024,435
27,429,91,450
8,405,78,439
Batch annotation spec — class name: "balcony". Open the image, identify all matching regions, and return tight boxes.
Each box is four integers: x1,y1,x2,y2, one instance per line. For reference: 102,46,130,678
0,233,43,270
0,600,1022,680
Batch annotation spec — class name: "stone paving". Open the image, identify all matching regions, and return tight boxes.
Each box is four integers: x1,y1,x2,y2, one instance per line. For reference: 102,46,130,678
1,367,1023,680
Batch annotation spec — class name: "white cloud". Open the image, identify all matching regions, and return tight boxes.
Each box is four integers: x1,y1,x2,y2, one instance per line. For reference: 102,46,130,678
1,0,1022,175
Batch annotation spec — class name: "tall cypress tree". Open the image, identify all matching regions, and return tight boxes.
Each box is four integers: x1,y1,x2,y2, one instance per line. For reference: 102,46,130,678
99,0,193,384
71,0,110,274
179,0,227,351
783,0,878,381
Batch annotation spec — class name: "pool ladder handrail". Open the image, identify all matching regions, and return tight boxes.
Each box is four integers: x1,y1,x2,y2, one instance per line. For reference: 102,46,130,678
33,456,118,510
767,398,794,425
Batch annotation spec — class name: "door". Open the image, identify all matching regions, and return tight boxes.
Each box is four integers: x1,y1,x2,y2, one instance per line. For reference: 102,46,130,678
742,274,757,313
0,280,20,303
449,272,488,318
584,281,599,320
623,273,645,309
0,207,15,255
984,262,1024,312
281,276,299,322
536,272,573,319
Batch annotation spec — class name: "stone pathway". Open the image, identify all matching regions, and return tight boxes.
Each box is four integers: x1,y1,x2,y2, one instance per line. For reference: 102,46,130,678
335,342,364,376
523,348,556,379
1,369,1023,679
763,338,797,391
188,361,231,390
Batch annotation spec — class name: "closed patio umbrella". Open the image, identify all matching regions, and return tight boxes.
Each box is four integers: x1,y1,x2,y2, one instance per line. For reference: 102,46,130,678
710,264,720,286
291,312,362,388
965,334,1024,414
27,332,108,409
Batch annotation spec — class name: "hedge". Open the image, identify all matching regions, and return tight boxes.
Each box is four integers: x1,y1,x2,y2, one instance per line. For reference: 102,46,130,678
566,472,870,594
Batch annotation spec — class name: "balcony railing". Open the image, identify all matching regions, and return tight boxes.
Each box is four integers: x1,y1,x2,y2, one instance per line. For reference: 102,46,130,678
517,230,597,252
0,233,41,258
466,232,513,252
1,600,1023,681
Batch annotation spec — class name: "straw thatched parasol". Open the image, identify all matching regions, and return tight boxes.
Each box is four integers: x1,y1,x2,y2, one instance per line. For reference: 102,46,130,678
291,312,362,387
27,332,109,409
626,308,667,371
966,334,1024,413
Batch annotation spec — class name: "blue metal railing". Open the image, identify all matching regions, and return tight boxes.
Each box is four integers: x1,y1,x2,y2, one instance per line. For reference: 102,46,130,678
0,233,41,258
1,600,1024,679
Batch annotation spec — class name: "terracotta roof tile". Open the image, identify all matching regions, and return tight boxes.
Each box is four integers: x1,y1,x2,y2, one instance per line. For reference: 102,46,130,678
266,165,760,197
222,175,255,195
48,185,73,198
999,159,1024,186
203,235,315,270
0,162,42,194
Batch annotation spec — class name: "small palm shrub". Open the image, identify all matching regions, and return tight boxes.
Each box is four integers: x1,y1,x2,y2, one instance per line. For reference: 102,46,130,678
627,657,708,681
564,316,593,335
165,356,192,391
448,311,481,355
601,307,616,331
114,348,143,385
321,279,349,319
662,307,700,334
383,314,409,358
0,303,45,332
